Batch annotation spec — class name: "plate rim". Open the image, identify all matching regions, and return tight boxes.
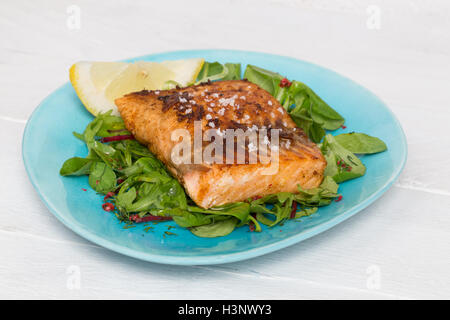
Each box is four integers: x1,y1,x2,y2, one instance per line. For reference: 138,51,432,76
22,49,408,265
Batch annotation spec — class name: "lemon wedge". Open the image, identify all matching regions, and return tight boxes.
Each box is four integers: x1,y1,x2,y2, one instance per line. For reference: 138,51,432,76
69,58,205,116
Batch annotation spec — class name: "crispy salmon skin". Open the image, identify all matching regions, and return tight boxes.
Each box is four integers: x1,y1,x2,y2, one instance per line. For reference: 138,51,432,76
115,80,326,208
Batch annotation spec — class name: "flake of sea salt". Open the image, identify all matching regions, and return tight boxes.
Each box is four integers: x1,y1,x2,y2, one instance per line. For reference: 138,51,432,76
285,140,291,149
218,96,236,107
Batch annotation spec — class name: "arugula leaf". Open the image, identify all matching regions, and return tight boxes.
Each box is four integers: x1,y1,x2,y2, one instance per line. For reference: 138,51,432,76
255,212,275,226
321,134,366,183
335,132,387,154
72,131,85,142
84,118,103,153
115,186,137,210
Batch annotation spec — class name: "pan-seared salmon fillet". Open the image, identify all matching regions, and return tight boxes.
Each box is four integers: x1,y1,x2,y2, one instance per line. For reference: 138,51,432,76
115,80,326,208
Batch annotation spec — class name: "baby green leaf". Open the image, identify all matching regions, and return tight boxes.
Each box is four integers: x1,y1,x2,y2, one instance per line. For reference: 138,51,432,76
321,134,366,183
196,62,229,83
190,217,238,238
88,162,116,193
188,202,250,226
295,207,318,218
116,187,137,209
243,65,344,142
60,157,93,176
222,63,241,80
335,132,387,154
244,64,283,95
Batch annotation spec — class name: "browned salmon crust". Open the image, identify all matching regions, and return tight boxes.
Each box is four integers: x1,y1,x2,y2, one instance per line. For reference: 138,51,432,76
115,80,326,208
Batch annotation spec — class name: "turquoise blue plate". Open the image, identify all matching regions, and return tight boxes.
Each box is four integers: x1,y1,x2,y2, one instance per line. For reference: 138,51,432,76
22,50,407,265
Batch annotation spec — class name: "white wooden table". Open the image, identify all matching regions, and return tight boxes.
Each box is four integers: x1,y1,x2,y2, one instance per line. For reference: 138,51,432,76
1,0,449,299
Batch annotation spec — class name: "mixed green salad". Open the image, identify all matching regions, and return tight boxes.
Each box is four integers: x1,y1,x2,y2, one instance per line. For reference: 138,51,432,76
60,62,387,238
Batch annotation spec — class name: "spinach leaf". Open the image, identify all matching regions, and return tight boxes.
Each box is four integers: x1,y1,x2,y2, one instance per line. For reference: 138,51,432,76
121,157,166,176
222,63,241,80
295,207,318,218
244,64,282,95
60,157,93,176
288,81,344,131
190,217,238,238
335,132,387,154
95,113,129,137
122,179,187,212
88,162,117,193
272,200,294,226
294,176,339,207
196,62,229,83
171,210,229,228
188,202,251,226
196,61,242,83
243,65,344,142
251,192,292,205
321,134,366,183
173,211,215,228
